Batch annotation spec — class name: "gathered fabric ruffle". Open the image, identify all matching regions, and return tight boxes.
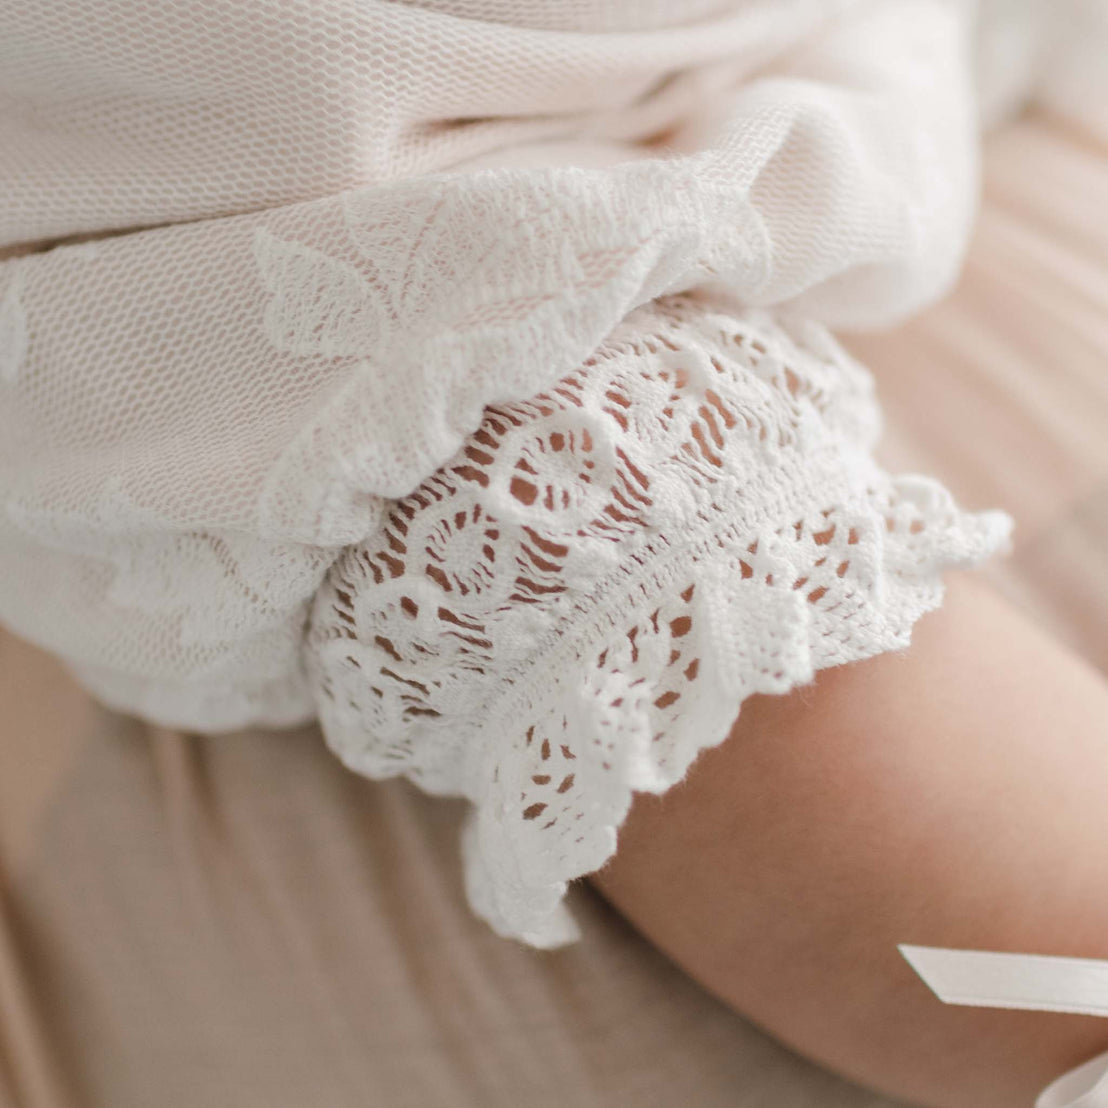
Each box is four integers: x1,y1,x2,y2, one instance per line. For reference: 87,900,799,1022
304,291,1012,946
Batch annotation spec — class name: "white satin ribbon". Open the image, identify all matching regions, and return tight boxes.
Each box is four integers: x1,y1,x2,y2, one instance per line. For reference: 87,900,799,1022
898,945,1108,1107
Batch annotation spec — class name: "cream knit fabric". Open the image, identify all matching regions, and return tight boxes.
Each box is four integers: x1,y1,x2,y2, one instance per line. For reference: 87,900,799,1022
0,0,1090,946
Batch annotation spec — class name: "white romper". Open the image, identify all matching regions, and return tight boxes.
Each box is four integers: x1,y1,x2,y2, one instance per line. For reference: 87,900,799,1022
0,0,1100,975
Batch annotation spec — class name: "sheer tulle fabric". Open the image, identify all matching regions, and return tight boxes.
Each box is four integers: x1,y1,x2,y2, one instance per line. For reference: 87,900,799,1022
0,0,981,727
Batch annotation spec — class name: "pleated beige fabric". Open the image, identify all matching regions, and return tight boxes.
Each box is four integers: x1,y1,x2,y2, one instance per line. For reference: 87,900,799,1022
1,102,1106,1108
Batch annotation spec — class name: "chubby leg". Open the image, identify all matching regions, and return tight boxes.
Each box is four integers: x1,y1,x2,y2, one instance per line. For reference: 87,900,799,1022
587,571,1108,1108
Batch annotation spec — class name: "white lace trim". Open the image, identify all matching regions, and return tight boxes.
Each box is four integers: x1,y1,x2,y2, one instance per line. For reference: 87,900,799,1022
304,293,1013,947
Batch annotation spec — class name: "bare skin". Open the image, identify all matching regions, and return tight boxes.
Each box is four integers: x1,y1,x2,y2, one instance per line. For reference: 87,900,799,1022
587,571,1108,1108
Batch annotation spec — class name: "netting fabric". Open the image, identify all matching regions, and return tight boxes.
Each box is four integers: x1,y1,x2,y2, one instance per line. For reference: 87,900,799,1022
0,0,984,727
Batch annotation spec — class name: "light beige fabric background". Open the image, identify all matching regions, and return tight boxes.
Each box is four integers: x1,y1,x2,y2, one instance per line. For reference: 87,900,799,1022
0,105,1106,1108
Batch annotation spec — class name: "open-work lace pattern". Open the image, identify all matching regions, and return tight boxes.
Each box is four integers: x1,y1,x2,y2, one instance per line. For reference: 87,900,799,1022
305,292,1012,947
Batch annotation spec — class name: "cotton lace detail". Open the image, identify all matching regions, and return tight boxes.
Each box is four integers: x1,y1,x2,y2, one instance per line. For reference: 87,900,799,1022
305,294,1012,947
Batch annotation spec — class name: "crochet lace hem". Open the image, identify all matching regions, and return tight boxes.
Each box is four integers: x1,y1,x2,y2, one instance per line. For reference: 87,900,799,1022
303,293,1013,948
459,478,1011,947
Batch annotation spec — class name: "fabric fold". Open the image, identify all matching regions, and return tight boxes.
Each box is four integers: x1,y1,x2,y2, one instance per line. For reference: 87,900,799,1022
0,0,982,730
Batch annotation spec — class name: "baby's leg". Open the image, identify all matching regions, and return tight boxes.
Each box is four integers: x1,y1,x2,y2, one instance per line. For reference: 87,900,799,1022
588,571,1108,1108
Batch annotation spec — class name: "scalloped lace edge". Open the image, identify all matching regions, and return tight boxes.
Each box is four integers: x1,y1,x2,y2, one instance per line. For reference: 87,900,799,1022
456,487,1014,948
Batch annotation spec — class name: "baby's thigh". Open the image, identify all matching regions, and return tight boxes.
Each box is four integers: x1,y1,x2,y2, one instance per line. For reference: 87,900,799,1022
588,571,1108,1108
